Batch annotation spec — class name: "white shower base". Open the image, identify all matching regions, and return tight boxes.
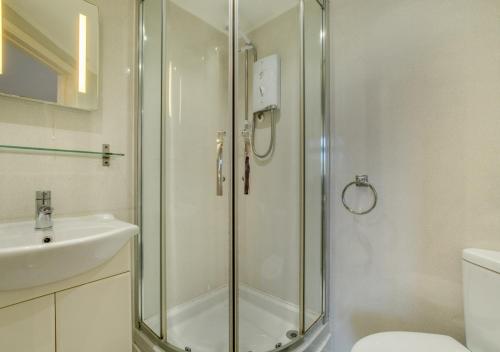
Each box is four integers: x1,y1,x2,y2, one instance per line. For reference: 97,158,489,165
144,285,302,352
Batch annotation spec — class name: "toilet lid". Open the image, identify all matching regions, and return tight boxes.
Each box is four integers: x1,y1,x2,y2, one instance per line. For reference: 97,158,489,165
352,332,470,352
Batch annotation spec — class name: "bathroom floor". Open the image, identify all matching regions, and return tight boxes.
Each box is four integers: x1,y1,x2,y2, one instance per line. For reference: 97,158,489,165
145,287,299,352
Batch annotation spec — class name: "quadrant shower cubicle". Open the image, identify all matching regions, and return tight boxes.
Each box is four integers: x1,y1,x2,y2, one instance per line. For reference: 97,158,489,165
136,0,330,351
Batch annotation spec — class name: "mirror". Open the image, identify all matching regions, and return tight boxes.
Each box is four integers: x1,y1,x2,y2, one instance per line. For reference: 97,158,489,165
0,0,99,110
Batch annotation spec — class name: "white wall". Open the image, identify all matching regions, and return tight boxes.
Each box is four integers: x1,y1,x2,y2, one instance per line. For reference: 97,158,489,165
0,0,135,224
330,0,500,351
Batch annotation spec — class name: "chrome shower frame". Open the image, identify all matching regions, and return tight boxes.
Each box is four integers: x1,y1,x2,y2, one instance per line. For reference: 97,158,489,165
133,0,331,351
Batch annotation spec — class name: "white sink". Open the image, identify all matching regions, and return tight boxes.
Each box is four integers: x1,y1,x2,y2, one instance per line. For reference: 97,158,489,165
0,214,138,291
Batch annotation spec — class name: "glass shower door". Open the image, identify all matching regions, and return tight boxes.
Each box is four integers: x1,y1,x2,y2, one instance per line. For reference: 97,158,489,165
235,0,327,350
139,1,328,351
140,0,232,351
304,0,326,331
163,1,231,351
140,0,163,337
236,1,302,351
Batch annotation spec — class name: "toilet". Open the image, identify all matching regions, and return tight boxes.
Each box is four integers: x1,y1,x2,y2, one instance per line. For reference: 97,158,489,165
352,248,500,352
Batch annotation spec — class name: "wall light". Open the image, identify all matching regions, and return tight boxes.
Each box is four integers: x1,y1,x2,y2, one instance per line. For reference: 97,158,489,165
0,0,3,75
78,14,87,93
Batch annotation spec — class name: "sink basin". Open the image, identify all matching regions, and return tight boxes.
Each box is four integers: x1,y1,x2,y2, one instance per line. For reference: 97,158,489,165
0,214,138,291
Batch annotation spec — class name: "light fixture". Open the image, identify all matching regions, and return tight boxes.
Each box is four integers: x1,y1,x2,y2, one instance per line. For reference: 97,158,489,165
78,14,87,93
0,0,3,75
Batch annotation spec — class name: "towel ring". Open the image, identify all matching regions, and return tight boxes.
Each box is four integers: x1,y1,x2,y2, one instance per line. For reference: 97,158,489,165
342,175,378,215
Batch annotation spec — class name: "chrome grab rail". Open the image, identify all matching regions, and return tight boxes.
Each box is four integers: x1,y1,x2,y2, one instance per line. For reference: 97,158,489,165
216,131,226,196
242,128,251,195
342,175,378,215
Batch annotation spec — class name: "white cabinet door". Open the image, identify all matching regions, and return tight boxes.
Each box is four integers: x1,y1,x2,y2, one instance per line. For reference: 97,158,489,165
0,295,55,352
55,273,132,352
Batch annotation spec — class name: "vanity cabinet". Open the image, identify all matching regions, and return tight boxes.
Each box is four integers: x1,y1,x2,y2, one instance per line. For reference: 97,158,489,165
0,295,56,352
56,272,132,352
0,272,131,352
0,244,132,352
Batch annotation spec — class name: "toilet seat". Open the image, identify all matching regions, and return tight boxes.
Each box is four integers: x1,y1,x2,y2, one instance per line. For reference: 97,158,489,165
351,332,470,352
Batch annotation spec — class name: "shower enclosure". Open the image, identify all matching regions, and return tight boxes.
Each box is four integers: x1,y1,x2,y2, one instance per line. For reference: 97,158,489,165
135,0,330,351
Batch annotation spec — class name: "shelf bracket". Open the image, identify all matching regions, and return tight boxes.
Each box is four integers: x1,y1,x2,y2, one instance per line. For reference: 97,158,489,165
102,144,111,167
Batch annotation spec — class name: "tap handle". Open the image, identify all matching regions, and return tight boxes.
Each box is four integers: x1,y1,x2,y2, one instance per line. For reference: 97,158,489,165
36,191,51,200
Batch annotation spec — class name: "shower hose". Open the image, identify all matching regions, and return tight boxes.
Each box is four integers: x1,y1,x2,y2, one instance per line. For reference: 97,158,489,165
251,109,276,159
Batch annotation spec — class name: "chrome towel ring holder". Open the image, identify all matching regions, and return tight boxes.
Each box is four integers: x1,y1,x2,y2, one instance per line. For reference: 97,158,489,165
342,175,378,215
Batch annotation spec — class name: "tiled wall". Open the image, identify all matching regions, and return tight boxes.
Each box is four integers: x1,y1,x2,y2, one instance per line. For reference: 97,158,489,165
0,0,136,224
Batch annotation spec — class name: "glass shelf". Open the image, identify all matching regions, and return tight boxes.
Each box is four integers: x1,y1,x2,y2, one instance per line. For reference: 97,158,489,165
0,144,125,158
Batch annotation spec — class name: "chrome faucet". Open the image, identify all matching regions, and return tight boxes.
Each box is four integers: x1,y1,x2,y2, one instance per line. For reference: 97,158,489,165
35,191,53,230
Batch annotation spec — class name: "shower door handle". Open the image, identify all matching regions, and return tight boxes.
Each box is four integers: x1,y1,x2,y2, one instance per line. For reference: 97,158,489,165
216,131,226,196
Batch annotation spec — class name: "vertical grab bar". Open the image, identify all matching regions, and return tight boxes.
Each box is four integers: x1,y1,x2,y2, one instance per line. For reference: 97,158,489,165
242,128,251,195
244,142,250,194
216,131,226,196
